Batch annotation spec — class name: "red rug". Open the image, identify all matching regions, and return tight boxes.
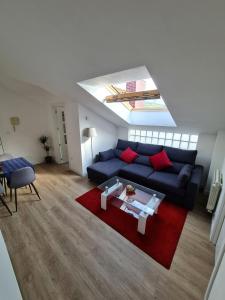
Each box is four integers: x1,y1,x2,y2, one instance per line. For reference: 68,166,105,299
75,187,188,269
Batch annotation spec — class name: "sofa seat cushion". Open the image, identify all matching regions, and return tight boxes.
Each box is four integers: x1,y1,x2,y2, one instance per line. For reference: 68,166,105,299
119,163,154,183
148,171,185,197
87,158,127,178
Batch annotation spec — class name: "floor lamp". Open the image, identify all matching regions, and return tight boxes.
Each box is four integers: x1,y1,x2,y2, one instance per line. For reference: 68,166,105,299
87,128,97,161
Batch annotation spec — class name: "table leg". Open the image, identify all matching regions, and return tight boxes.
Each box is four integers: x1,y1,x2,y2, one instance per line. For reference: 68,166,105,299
100,182,122,211
101,193,107,210
138,212,148,235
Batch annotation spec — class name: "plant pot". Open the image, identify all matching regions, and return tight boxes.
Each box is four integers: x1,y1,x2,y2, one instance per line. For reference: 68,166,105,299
45,156,53,164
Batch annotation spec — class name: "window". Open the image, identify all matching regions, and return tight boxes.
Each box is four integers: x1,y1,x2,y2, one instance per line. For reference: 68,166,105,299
129,129,198,150
77,66,176,126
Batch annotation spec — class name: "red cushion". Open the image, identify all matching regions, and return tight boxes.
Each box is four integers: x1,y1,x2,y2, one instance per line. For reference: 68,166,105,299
150,150,173,171
120,147,138,163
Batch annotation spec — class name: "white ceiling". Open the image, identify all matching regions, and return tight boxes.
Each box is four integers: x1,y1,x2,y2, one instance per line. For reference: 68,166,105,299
0,0,225,133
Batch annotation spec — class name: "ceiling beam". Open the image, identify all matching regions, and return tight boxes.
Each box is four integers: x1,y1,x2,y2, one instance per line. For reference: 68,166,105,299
105,90,160,103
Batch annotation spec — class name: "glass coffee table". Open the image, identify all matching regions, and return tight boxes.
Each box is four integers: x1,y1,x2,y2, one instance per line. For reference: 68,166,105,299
98,176,165,235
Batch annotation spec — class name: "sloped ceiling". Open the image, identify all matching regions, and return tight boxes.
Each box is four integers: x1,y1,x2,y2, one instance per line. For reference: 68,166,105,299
0,0,225,133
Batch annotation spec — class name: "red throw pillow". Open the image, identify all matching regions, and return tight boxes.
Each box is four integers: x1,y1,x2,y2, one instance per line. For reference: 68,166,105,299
149,150,173,171
120,147,138,163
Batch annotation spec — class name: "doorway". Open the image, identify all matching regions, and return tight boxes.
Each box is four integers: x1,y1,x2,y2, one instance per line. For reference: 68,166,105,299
53,106,68,163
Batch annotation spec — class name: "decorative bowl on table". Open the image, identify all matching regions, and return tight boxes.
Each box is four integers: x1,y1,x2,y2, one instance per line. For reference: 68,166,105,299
126,184,135,196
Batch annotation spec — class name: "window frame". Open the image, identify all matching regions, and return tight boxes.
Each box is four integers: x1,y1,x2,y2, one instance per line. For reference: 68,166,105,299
129,129,198,150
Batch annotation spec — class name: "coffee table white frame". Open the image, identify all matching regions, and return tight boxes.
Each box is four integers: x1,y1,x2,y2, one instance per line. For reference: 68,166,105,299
100,179,161,235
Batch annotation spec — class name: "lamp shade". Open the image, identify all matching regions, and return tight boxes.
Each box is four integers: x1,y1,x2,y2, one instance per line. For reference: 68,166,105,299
87,127,97,138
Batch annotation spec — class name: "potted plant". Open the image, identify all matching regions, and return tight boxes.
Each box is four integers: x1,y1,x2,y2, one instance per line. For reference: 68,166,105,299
39,135,53,163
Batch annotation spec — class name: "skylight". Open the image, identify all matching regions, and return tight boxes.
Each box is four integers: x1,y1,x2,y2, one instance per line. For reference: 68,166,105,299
77,66,176,127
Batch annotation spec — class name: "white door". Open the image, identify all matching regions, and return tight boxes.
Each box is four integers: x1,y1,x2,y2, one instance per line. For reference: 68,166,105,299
54,106,68,163
205,243,225,300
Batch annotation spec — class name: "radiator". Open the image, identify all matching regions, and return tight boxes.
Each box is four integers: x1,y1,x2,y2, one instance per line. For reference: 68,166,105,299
207,169,223,213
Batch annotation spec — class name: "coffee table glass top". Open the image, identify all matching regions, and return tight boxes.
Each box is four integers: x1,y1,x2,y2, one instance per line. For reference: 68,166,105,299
98,176,165,219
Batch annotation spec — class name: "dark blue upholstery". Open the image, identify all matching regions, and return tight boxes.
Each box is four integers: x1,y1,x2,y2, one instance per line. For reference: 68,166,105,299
116,139,138,151
87,140,203,209
136,142,162,156
177,164,193,187
163,146,197,165
87,158,127,183
134,155,151,166
147,171,186,197
164,162,185,174
119,163,154,185
114,149,122,158
184,165,203,209
99,149,115,161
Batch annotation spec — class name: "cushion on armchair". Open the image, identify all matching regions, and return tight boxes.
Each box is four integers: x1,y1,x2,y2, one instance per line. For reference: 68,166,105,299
99,149,115,161
177,164,193,187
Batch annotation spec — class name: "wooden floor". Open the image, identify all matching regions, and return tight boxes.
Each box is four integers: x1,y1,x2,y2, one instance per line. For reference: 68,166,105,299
0,164,214,300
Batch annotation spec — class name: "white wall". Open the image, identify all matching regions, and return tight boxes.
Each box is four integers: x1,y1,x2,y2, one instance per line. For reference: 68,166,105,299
206,130,225,191
0,84,53,164
79,104,118,175
118,126,216,186
196,133,217,185
65,101,118,176
129,111,176,127
118,126,129,140
206,249,225,300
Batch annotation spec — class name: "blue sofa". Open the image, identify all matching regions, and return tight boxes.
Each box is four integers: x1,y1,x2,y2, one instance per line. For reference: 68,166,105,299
87,139,203,209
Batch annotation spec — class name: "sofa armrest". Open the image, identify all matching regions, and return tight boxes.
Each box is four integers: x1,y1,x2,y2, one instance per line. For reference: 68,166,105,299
185,165,203,209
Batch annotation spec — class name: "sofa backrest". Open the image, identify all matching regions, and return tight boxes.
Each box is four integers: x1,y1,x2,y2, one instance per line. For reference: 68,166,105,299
163,146,197,165
136,142,163,156
116,139,138,151
116,139,198,165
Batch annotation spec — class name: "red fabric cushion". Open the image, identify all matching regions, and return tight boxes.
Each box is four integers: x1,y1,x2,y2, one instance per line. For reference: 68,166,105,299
150,150,173,171
120,147,138,163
